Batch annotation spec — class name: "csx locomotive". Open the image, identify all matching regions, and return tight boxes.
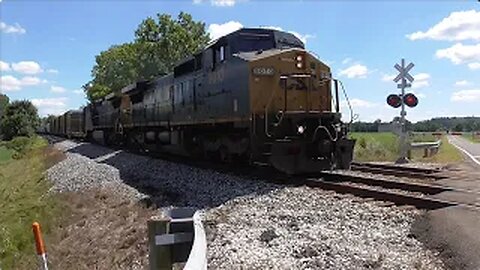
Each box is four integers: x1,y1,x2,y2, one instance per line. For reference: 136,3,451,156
46,28,355,174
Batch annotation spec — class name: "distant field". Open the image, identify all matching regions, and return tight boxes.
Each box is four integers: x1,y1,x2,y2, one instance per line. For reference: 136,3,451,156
462,133,480,143
349,132,399,162
349,132,461,163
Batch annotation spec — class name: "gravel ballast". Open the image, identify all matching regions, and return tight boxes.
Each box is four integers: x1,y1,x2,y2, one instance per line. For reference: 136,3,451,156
47,139,446,269
205,188,445,269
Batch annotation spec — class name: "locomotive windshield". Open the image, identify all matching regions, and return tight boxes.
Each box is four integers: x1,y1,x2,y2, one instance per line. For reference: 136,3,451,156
236,32,275,52
232,30,305,53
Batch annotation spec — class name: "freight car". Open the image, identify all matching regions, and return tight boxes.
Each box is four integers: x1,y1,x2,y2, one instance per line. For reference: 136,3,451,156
50,28,355,174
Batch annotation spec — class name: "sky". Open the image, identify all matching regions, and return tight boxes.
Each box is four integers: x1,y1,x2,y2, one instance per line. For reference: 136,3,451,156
0,0,479,122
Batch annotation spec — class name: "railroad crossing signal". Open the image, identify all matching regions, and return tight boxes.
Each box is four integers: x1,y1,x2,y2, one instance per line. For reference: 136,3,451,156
388,58,418,164
387,94,402,108
394,59,414,89
403,93,418,108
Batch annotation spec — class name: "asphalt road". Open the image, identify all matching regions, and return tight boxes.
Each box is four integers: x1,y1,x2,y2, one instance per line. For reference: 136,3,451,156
447,135,480,166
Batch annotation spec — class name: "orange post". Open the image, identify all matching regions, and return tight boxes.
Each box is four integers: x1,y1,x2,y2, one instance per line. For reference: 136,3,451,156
32,222,49,270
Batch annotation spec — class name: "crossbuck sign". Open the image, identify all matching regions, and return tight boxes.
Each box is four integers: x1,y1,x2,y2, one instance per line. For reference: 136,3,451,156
391,58,416,164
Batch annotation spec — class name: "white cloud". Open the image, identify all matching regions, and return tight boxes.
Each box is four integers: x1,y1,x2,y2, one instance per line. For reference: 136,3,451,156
407,10,480,41
211,0,235,6
412,73,430,89
208,21,243,40
50,85,66,93
410,90,426,98
46,69,59,74
342,98,377,108
0,21,26,34
0,75,44,92
468,62,480,70
0,61,10,71
451,89,480,102
31,97,68,116
338,64,369,79
342,58,352,65
454,80,471,87
73,89,84,95
435,43,480,65
193,0,237,6
21,76,44,86
11,61,43,74
382,74,396,82
289,31,314,44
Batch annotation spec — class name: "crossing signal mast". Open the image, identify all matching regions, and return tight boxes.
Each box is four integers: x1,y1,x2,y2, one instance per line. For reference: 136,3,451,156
387,58,418,164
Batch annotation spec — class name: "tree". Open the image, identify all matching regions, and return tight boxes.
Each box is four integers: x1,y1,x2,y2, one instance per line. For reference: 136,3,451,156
0,94,9,120
453,123,464,132
0,100,40,140
135,12,210,72
86,12,210,101
87,42,141,98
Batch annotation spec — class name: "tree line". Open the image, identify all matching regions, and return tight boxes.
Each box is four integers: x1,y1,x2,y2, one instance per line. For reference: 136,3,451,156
1,12,210,141
350,117,480,132
0,94,40,140
83,12,210,101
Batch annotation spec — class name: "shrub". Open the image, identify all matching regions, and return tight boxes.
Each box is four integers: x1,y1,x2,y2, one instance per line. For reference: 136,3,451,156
0,100,39,140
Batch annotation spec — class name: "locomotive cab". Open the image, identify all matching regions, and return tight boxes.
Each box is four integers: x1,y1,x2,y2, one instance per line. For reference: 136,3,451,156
230,28,355,173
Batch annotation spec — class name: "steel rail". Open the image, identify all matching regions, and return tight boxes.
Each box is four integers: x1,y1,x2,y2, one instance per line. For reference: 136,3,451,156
304,178,457,210
351,162,443,175
350,164,447,180
315,172,452,194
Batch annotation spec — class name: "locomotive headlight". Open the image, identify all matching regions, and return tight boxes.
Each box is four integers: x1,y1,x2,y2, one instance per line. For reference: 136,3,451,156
252,67,275,76
296,55,303,61
296,62,303,69
297,125,306,134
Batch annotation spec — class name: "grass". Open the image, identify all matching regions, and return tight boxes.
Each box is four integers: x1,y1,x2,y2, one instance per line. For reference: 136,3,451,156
349,132,462,163
0,146,13,163
410,133,439,143
0,136,64,269
462,133,480,143
410,137,464,163
349,132,399,162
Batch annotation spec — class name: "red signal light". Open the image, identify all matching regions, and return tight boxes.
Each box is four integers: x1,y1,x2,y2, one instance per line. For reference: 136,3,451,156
387,94,402,108
403,93,418,108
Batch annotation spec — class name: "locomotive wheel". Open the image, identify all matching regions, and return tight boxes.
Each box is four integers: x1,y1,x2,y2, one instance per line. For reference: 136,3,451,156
218,146,231,163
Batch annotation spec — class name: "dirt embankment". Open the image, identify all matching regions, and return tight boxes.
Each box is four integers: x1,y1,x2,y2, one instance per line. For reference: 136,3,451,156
46,189,157,270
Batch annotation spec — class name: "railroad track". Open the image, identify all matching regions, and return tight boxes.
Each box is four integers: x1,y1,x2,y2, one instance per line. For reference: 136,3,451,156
302,171,457,210
45,135,468,210
350,162,447,179
300,162,460,211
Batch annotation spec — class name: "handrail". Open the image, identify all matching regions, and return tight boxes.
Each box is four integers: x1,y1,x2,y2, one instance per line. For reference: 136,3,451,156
148,208,207,270
410,140,441,149
184,211,207,270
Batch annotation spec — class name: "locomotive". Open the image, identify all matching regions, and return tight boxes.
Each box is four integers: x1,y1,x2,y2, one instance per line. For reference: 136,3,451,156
46,28,355,174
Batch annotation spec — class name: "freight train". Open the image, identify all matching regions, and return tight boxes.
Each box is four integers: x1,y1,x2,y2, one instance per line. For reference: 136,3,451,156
44,28,355,174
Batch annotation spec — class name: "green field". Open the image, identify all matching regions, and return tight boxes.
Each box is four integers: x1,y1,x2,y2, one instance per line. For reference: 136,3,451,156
0,145,13,163
349,132,462,163
0,137,64,269
463,133,480,143
349,132,399,162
